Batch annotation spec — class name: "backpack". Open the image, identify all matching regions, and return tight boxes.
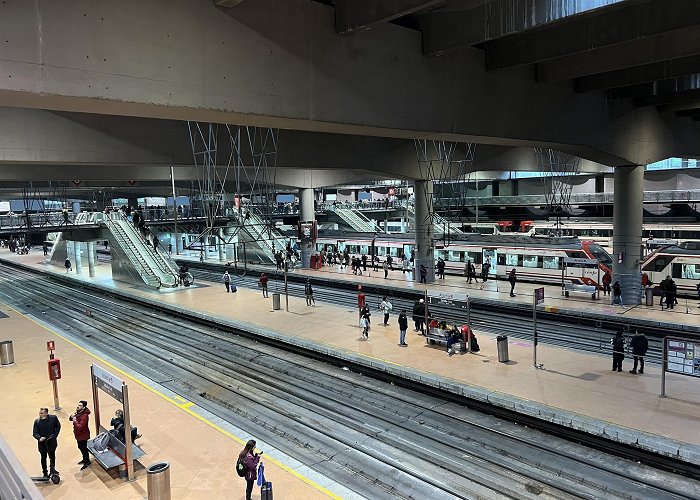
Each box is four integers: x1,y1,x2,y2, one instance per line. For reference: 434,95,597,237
235,457,247,477
231,284,237,293
93,431,111,453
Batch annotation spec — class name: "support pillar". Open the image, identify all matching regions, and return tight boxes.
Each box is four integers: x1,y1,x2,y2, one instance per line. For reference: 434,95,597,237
414,180,435,283
87,241,96,277
612,165,644,305
218,229,225,261
299,188,315,268
73,241,82,274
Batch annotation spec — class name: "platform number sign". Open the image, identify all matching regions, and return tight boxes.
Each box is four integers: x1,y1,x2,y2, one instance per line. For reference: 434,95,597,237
535,287,545,305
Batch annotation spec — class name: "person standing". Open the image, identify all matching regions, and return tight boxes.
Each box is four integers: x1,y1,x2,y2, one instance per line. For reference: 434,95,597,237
153,235,159,251
43,243,49,257
380,296,393,326
33,407,61,478
480,259,491,288
416,298,427,334
436,258,445,279
398,310,408,346
611,331,625,372
64,258,72,273
403,258,410,275
508,268,517,297
612,281,623,306
305,280,315,306
259,273,269,298
238,440,261,500
357,289,366,325
665,278,677,310
69,400,91,470
629,332,648,374
387,254,394,270
383,260,389,279
469,261,478,284
360,311,371,339
361,254,367,272
602,270,612,296
419,264,427,284
168,243,173,256
222,271,231,293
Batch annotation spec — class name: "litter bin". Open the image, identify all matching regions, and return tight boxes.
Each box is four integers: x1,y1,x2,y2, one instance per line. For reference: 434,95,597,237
272,293,281,310
0,340,14,366
147,462,171,500
496,335,509,363
645,287,654,306
310,255,317,269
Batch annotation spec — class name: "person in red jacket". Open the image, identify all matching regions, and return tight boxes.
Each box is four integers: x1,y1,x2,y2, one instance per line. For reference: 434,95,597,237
602,270,612,296
69,400,91,470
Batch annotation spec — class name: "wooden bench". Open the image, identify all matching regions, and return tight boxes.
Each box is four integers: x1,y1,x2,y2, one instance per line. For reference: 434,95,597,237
563,283,597,300
87,432,145,472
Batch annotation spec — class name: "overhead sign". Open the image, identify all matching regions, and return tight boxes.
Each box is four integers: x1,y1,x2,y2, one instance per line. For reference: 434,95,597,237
535,287,545,305
666,339,700,377
91,364,124,403
564,257,598,266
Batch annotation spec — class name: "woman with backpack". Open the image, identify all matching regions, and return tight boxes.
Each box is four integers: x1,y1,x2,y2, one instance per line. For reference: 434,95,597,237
236,439,261,500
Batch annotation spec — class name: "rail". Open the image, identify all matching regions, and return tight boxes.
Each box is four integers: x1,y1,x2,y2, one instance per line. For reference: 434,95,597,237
0,433,43,500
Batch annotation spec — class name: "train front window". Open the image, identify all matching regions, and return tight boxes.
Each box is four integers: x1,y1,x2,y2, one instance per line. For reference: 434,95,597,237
586,244,612,267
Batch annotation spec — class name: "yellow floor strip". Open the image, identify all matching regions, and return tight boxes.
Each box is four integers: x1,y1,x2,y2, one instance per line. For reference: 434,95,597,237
5,304,341,500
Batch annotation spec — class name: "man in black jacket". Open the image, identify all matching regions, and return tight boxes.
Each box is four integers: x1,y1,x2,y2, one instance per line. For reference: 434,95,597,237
33,407,61,478
398,310,408,346
629,333,649,374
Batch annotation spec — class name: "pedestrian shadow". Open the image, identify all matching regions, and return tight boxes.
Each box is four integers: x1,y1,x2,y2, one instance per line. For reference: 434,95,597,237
540,370,601,381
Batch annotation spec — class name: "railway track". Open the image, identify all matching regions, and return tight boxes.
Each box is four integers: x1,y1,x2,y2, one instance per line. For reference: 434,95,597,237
1,264,699,499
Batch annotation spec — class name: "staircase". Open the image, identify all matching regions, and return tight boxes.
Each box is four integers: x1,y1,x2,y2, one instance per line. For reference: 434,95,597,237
104,214,179,288
333,207,381,232
232,208,288,262
406,205,463,235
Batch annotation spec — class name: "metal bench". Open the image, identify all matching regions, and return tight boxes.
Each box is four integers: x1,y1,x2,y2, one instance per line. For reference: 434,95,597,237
562,283,597,300
425,328,465,350
87,432,145,472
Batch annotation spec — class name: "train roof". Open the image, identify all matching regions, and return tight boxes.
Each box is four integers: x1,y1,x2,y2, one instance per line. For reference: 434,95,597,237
653,241,700,256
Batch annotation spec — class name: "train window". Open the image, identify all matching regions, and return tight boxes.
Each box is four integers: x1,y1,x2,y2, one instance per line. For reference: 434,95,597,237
523,255,538,268
643,257,668,272
497,254,506,266
682,264,700,280
448,251,463,262
672,263,683,279
505,254,518,266
543,256,560,269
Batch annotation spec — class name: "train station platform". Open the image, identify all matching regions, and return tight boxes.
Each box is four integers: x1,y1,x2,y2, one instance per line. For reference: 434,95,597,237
2,248,700,469
0,283,341,498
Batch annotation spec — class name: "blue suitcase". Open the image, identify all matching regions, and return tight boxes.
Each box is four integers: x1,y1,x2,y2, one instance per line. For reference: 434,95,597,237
261,481,273,500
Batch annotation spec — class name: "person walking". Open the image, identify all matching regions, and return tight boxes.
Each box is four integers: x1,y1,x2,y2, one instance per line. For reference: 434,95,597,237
69,400,91,470
33,407,61,478
419,264,427,284
629,332,648,374
469,261,478,284
383,260,389,279
387,254,394,270
43,243,48,257
238,440,261,500
168,242,173,256
357,289,366,325
397,310,408,346
360,311,371,339
611,331,625,372
380,296,393,326
602,270,612,296
259,273,269,298
222,271,231,293
403,258,410,275
612,281,623,306
508,268,517,297
305,280,315,306
480,259,491,289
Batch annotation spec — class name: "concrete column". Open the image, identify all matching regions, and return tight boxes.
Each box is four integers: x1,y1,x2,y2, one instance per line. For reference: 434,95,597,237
218,229,225,261
73,241,82,274
414,180,435,283
87,241,96,277
299,188,315,268
612,165,644,305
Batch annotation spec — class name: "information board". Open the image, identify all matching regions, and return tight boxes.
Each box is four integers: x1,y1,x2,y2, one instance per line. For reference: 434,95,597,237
666,339,700,377
535,287,545,305
91,364,124,403
427,290,468,310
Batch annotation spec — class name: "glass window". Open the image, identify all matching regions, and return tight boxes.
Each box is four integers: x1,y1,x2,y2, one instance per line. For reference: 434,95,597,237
523,255,538,268
682,264,700,279
543,256,560,269
506,254,518,266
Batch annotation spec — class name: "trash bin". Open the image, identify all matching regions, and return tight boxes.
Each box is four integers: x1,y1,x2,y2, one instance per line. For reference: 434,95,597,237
645,287,654,306
496,335,509,363
147,462,171,500
0,340,14,366
310,255,317,269
272,293,281,310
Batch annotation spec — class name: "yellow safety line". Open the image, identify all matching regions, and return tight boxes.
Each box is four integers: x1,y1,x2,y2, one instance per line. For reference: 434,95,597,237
5,304,341,499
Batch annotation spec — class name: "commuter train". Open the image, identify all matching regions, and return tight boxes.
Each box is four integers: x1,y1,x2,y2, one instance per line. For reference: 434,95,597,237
316,234,613,286
641,241,700,295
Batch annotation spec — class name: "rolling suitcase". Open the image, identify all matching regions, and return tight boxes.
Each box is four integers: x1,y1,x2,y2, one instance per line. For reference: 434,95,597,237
261,481,273,500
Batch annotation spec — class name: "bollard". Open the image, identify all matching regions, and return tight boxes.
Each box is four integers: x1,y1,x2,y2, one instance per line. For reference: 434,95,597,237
147,462,171,500
0,340,14,366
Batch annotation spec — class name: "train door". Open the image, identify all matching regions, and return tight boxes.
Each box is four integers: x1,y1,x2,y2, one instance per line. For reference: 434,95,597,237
403,244,413,261
483,248,497,275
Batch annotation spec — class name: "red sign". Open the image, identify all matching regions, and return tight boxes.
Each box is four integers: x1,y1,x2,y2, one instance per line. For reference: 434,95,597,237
388,188,396,196
47,341,55,352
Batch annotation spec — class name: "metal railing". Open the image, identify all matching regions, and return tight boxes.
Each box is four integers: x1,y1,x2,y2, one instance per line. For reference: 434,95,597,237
331,207,381,232
0,433,42,500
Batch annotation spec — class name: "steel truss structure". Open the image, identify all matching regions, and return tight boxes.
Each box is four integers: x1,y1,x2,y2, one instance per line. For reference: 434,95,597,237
535,148,582,236
187,122,279,260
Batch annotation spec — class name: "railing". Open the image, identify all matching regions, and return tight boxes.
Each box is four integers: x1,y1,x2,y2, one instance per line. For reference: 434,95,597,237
231,208,288,262
332,207,381,232
0,434,42,500
405,205,463,235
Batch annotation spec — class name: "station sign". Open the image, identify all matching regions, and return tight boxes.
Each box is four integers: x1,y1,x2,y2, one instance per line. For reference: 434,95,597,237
91,364,124,403
666,339,700,377
427,290,468,310
535,287,545,305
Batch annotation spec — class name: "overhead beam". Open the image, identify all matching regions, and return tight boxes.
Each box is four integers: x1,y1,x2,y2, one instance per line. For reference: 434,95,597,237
537,24,700,82
486,0,700,71
675,108,700,118
633,88,700,108
214,0,246,7
335,0,447,34
576,55,700,93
